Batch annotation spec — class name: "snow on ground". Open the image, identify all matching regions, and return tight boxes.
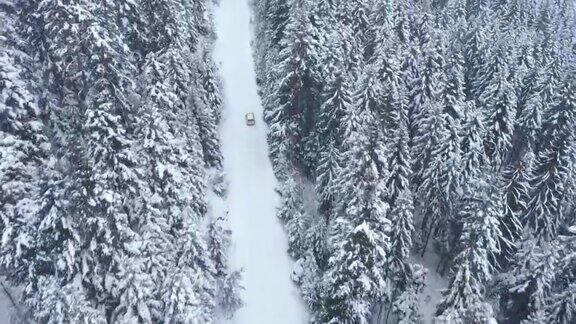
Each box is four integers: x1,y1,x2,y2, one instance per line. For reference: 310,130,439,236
212,0,308,323
0,293,13,324
0,279,18,324
411,252,449,323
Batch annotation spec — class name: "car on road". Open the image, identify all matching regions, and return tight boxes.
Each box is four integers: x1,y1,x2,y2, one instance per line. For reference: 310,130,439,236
245,112,256,126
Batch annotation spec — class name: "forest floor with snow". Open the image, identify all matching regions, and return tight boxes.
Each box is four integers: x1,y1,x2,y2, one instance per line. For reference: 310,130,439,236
0,279,19,324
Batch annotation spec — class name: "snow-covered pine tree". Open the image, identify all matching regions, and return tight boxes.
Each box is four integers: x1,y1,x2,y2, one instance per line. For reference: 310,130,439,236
321,218,391,324
264,0,321,173
383,74,416,294
349,68,383,146
385,188,421,323
217,270,244,320
31,276,106,323
391,263,426,324
541,234,576,323
390,0,411,46
499,155,532,263
199,58,223,124
2,1,108,320
435,171,504,323
403,44,424,147
140,0,178,55
207,216,243,319
365,0,394,61
336,0,371,72
409,28,447,183
416,98,462,259
385,82,415,284
278,175,308,258
267,0,293,50
442,51,466,122
141,1,225,314
0,1,47,278
385,92,412,209
315,139,342,220
322,87,391,323
194,56,223,168
78,3,151,319
135,49,204,320
161,223,216,323
478,44,518,168
459,104,489,185
499,238,562,322
462,21,488,101
28,0,89,148
544,283,576,323
523,79,575,244
498,72,576,324
517,67,544,154
371,27,403,133
0,0,229,321
107,0,146,62
315,61,351,217
316,61,350,152
437,0,467,28
253,0,291,89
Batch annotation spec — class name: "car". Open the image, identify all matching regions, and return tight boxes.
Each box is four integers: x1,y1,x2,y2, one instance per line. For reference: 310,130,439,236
245,112,256,126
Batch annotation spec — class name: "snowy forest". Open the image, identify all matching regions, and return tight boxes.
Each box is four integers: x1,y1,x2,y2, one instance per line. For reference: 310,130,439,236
2,0,576,322
0,0,243,322
254,0,576,323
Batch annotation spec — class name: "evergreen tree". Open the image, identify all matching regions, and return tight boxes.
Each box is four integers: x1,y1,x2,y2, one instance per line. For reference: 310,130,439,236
316,66,350,150
321,219,391,324
523,80,575,243
194,58,223,168
479,45,518,167
436,172,503,323
79,4,150,318
409,31,447,181
322,98,391,323
315,140,341,219
442,51,466,121
416,102,462,257
517,67,545,153
385,98,412,208
0,2,48,284
499,239,562,322
544,283,576,323
391,264,426,324
499,156,531,262
107,0,146,60
459,105,489,184
462,23,488,101
279,176,308,258
315,63,351,216
265,0,321,172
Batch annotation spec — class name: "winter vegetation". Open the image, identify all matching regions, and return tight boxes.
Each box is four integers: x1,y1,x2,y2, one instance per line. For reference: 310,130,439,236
3,0,576,322
253,0,576,323
0,0,242,322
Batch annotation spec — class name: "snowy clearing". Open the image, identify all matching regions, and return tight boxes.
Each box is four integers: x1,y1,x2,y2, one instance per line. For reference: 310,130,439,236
212,0,308,323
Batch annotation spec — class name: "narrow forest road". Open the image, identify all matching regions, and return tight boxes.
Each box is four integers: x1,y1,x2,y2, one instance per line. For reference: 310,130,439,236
213,0,308,323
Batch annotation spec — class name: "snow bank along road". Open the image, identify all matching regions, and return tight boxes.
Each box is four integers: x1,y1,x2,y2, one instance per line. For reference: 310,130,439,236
213,0,308,323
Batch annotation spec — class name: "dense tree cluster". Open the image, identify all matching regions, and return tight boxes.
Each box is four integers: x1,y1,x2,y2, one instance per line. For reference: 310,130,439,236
0,0,240,322
254,0,576,322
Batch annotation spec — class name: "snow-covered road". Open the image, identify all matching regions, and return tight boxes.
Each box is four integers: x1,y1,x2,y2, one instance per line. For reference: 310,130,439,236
213,0,308,323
